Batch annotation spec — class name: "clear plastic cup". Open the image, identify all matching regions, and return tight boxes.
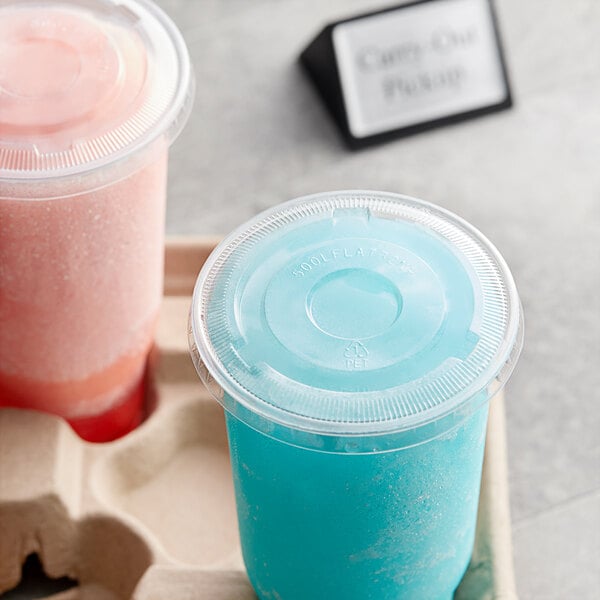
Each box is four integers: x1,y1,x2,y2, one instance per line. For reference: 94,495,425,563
0,0,194,441
189,191,523,600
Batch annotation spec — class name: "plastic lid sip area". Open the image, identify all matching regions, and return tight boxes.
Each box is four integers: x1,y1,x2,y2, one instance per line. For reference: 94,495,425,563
0,0,194,185
190,191,523,453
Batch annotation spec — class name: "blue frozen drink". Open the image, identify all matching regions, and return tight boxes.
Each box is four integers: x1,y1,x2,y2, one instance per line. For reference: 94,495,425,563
189,191,523,599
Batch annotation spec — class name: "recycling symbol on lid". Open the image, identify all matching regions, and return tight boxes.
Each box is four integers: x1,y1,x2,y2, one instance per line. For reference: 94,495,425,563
344,341,369,359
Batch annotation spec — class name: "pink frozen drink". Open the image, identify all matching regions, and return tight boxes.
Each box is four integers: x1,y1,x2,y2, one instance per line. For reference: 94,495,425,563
0,0,194,440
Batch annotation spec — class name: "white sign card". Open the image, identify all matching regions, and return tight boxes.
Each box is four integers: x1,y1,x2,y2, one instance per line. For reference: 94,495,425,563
301,0,512,148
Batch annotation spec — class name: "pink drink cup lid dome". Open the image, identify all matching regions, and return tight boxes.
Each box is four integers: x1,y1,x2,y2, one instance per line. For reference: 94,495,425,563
0,0,194,181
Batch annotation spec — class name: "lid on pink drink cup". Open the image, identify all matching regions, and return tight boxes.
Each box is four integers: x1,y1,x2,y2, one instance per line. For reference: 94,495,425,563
0,0,193,183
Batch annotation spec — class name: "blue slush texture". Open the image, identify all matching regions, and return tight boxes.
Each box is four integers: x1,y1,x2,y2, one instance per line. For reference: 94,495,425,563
194,194,519,598
227,404,488,600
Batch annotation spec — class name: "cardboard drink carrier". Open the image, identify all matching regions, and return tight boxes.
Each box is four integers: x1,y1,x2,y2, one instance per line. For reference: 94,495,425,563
0,239,518,600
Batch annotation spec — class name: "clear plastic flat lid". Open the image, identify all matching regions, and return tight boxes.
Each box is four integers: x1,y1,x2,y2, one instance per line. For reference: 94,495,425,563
190,191,523,448
0,0,193,179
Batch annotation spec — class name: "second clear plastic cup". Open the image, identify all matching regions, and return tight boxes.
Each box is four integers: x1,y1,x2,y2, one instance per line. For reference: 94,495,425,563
0,0,194,441
189,191,523,599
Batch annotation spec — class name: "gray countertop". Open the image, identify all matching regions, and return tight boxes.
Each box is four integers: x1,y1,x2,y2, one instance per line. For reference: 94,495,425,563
161,0,600,598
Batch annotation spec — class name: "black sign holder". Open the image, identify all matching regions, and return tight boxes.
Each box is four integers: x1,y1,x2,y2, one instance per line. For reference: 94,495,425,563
300,0,512,149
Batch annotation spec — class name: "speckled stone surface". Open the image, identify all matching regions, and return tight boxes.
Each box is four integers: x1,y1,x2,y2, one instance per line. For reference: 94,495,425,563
159,1,600,598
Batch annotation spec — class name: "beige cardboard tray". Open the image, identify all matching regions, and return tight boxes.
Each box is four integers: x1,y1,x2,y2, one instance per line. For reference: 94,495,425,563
0,238,518,600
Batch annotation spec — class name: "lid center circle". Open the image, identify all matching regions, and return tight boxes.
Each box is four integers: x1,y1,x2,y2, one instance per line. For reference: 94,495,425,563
307,268,403,340
0,38,81,99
